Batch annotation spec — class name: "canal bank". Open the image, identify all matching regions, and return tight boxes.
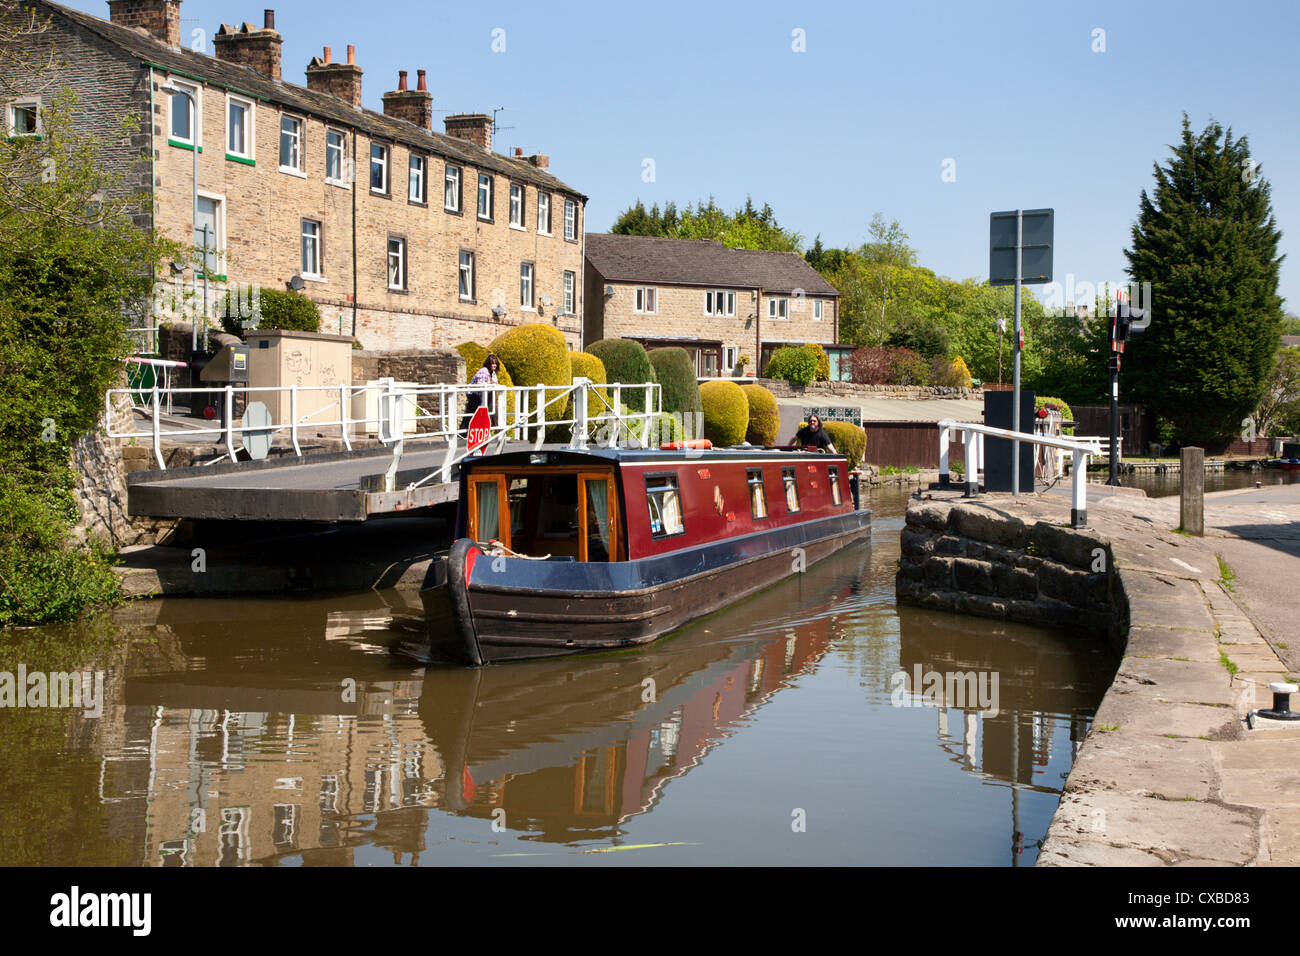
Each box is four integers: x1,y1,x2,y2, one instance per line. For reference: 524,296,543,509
898,485,1300,866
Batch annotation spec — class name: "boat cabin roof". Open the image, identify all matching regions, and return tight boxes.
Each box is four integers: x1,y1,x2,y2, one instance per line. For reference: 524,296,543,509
460,444,842,470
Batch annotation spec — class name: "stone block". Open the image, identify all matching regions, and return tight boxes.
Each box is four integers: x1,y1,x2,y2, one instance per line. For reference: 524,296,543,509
953,557,994,595
948,504,1028,548
993,563,1037,600
922,556,954,589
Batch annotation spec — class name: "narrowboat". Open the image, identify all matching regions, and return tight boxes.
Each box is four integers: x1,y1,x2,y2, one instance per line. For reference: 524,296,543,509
415,443,871,665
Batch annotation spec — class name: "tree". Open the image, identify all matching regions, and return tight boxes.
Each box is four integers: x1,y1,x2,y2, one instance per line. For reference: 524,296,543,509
610,196,802,251
1123,116,1285,446
1254,348,1300,439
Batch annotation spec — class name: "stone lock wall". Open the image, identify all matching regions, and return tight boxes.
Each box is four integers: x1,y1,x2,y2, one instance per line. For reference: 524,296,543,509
896,499,1126,645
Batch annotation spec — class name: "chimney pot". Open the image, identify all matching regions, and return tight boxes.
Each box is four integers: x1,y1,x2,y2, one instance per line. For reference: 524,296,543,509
347,44,355,65
323,45,331,63
398,70,408,91
416,69,427,92
264,8,274,29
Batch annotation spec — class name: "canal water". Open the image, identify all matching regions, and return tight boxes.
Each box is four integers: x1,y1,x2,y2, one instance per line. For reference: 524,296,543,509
0,487,1117,866
1121,467,1299,498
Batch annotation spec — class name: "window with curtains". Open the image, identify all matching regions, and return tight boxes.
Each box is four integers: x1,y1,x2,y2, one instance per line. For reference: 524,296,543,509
646,475,684,538
782,467,800,513
582,474,613,561
829,466,842,505
748,469,768,519
469,475,508,546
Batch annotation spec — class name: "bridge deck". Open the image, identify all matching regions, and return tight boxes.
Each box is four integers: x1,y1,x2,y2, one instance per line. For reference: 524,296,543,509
126,440,505,521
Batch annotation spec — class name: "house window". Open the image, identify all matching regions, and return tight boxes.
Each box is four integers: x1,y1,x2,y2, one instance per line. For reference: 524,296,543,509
7,100,39,137
563,271,575,315
509,183,524,227
744,469,769,519
564,198,576,239
459,250,475,301
409,155,426,202
387,237,406,290
635,287,657,314
814,300,824,321
301,219,322,277
537,192,551,234
705,290,736,316
828,465,842,505
195,194,223,276
168,82,198,145
646,476,685,538
326,129,346,183
782,467,800,513
370,143,389,193
519,262,534,309
768,297,789,319
226,95,253,159
725,346,738,371
477,173,493,219
444,165,461,211
279,115,302,172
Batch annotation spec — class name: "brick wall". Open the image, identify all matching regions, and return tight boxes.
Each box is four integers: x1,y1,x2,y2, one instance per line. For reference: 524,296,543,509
351,348,463,385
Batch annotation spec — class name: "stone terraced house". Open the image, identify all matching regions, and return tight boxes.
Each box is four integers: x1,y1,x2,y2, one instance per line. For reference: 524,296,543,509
583,233,848,379
5,0,588,351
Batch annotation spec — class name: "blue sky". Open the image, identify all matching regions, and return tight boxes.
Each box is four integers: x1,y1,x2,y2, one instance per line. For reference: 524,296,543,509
67,0,1299,310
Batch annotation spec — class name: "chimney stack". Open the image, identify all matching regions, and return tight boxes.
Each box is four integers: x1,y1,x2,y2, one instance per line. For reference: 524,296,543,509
213,12,283,81
444,113,492,152
382,69,433,131
306,44,363,109
107,0,182,48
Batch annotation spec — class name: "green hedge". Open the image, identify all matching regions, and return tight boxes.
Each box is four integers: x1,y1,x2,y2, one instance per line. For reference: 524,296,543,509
648,347,702,418
220,286,321,336
586,338,658,413
700,380,749,447
489,324,571,426
805,343,831,382
822,420,867,471
743,384,780,446
1036,395,1075,435
764,345,818,385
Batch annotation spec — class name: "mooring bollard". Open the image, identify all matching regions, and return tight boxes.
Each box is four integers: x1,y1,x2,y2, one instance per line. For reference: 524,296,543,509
1258,682,1300,721
1180,446,1204,535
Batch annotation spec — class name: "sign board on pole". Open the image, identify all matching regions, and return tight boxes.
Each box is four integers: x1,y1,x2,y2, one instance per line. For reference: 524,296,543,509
989,209,1054,285
467,405,492,454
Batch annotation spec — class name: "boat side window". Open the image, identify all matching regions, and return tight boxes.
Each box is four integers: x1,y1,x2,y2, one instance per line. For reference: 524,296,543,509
508,477,530,538
747,468,768,519
782,467,800,513
828,466,842,506
646,475,685,538
468,474,510,547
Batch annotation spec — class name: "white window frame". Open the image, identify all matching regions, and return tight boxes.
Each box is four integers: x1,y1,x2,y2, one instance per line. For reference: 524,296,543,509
444,164,461,212
634,287,657,314
325,128,349,186
225,93,254,160
477,173,493,220
279,114,305,176
387,236,407,291
509,182,525,229
5,98,41,137
301,219,323,279
706,290,736,317
195,190,226,278
563,271,575,315
458,250,475,301
168,81,200,147
725,346,738,371
370,143,390,194
519,262,535,311
814,299,824,321
409,154,427,203
564,198,576,240
537,192,552,235
768,297,789,319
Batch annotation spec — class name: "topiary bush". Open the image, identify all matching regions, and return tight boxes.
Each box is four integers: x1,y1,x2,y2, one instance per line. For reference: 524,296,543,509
822,421,867,471
764,345,818,385
743,384,780,446
220,286,321,336
586,338,658,413
647,347,702,418
699,379,749,447
804,343,831,382
489,323,572,427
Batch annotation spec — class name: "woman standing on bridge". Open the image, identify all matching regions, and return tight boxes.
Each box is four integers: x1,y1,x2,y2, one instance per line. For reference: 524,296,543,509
462,353,502,436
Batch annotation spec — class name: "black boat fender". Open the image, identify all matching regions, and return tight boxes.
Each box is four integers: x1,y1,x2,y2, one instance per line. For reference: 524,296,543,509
445,537,486,667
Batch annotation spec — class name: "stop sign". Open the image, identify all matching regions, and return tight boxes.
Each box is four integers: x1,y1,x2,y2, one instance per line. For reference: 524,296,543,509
466,405,492,454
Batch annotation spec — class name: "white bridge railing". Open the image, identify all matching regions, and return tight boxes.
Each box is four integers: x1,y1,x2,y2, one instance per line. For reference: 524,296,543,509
106,378,662,489
937,420,1095,528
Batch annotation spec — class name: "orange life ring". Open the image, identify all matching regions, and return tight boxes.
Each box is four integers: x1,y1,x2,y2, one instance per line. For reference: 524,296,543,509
659,438,713,450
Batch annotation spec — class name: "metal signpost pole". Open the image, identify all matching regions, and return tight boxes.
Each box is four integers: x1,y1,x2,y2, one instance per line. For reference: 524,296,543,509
1108,298,1121,485
1012,209,1022,495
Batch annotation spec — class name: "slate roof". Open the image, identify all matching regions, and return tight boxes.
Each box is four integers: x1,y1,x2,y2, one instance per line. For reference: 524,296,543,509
585,234,839,296
36,0,585,199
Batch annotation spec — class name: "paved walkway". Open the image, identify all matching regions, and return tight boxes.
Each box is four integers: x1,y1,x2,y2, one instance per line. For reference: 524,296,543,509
1031,482,1300,865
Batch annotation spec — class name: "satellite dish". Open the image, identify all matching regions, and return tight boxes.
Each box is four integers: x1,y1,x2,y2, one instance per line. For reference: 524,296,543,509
288,275,306,291
541,295,552,307
242,401,273,460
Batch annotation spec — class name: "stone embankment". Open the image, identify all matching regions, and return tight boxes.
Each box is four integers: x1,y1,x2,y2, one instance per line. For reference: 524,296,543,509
753,378,979,402
898,488,1300,866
